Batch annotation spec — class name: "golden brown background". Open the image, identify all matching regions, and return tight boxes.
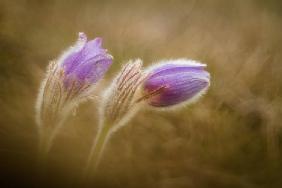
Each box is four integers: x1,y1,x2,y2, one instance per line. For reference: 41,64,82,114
0,0,282,187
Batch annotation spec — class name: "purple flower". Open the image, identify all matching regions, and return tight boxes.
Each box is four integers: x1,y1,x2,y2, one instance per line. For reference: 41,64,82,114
60,32,113,89
35,32,113,153
36,32,113,129
142,59,210,107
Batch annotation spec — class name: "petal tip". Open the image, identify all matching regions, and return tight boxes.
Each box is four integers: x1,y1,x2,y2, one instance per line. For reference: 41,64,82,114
78,32,87,41
94,37,103,47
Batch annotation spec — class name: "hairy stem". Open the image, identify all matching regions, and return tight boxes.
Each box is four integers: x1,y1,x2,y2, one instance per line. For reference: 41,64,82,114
38,127,52,160
84,123,112,178
37,118,65,169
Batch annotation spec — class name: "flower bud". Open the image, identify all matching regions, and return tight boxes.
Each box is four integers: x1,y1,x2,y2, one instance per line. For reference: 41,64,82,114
141,59,210,108
100,59,144,130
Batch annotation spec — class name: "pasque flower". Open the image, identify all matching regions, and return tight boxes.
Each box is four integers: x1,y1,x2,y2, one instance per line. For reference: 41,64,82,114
84,59,144,176
61,33,112,90
35,32,113,154
141,59,210,108
84,59,210,177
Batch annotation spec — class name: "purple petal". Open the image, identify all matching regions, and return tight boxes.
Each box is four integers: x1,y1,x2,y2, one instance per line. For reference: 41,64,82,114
60,33,113,89
81,37,107,61
74,57,113,83
143,60,210,107
62,36,107,74
148,59,206,77
61,33,87,74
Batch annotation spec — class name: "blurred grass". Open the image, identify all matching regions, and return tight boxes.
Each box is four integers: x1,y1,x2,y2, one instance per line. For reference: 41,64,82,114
0,0,282,187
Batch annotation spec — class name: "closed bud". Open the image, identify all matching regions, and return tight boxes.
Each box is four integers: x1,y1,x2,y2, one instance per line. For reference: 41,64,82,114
141,59,210,108
100,59,144,131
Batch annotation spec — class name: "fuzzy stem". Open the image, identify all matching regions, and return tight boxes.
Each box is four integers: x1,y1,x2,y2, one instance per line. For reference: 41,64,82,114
37,118,65,171
36,125,53,182
38,127,52,161
84,123,112,179
38,120,62,154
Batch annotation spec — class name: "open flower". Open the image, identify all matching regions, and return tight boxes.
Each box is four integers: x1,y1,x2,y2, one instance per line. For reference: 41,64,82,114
61,33,112,92
35,32,113,153
141,59,210,108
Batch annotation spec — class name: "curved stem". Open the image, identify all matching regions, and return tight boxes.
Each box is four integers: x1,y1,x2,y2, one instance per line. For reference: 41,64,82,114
38,120,64,154
84,123,112,179
37,119,67,186
37,125,54,182
38,127,52,160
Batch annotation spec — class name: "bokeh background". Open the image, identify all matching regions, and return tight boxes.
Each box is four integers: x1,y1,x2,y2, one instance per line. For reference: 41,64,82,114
1,0,282,187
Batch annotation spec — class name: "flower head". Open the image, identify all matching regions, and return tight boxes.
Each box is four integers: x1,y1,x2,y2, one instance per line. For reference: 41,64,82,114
60,32,112,90
85,59,210,174
36,32,113,129
141,59,210,108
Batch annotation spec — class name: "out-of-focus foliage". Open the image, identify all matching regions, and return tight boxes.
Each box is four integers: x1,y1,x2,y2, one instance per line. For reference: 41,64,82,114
0,0,282,187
